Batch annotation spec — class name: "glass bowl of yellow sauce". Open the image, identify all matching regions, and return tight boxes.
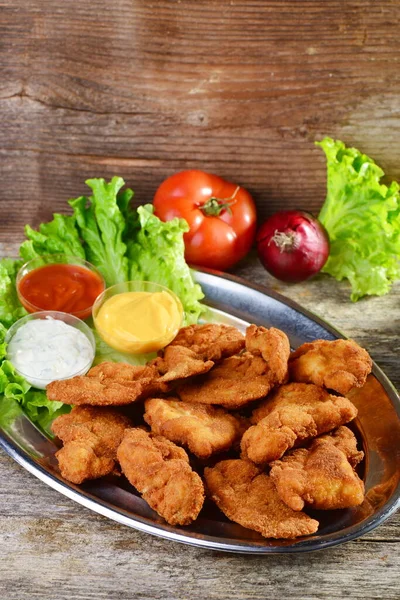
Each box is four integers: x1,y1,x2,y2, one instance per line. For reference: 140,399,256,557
92,281,184,354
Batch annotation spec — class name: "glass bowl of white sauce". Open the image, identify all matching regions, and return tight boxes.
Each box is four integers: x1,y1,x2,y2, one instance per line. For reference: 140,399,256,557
5,311,96,390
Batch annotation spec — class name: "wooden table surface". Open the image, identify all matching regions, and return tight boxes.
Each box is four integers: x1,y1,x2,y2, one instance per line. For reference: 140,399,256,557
0,242,399,600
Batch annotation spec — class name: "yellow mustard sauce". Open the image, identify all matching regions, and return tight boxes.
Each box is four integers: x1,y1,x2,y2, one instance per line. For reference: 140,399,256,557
95,290,183,353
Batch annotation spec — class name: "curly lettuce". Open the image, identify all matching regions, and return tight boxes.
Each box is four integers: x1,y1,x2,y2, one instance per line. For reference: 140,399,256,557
69,177,131,286
0,323,7,361
19,213,85,263
317,137,400,301
126,205,205,325
0,258,27,328
0,359,69,435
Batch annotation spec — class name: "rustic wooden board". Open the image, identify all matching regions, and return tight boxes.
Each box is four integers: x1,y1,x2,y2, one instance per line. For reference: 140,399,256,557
1,0,400,242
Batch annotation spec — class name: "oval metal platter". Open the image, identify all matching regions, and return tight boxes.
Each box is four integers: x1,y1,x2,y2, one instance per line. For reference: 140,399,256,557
1,269,400,554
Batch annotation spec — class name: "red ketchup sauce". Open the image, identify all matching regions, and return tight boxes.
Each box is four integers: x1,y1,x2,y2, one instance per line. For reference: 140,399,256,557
18,264,105,319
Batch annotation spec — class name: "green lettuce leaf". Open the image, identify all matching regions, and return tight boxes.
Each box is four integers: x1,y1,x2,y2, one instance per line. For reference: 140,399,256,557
91,326,155,366
19,214,85,262
69,177,131,286
0,395,25,431
0,360,69,436
22,389,70,435
0,323,7,360
126,205,205,325
1,360,32,397
0,258,27,328
317,137,400,301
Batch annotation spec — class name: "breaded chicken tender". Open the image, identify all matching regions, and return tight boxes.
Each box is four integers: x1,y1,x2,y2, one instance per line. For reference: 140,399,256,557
204,459,319,539
289,339,372,395
89,361,168,395
326,425,364,468
88,362,152,380
245,324,290,384
144,397,245,458
177,326,290,409
178,353,275,409
51,406,132,484
167,323,245,361
150,345,214,383
270,426,365,511
47,362,169,406
117,428,205,526
241,383,357,465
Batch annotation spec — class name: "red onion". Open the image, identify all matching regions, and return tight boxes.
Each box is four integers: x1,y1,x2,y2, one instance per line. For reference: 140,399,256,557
256,210,330,282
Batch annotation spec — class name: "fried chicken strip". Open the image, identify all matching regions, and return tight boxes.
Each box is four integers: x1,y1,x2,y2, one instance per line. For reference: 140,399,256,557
47,362,169,406
270,426,365,511
51,406,132,484
177,326,290,409
144,397,245,458
150,345,214,383
245,324,290,384
204,459,319,539
177,353,275,409
289,339,372,395
167,323,245,361
241,383,357,465
117,428,205,526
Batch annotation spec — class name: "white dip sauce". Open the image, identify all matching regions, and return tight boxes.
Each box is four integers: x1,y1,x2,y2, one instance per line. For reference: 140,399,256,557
7,318,95,389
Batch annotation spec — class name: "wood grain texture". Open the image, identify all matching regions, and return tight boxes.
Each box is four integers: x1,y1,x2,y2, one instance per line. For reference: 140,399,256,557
0,243,399,600
1,0,400,241
0,450,399,600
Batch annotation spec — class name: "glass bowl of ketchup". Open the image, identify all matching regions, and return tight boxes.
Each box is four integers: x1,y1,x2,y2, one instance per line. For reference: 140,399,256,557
17,254,105,320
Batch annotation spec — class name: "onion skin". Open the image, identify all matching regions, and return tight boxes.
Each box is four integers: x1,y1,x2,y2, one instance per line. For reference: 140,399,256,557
256,210,330,283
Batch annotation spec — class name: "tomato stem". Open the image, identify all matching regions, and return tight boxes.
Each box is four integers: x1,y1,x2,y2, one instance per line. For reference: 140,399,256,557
199,186,240,217
269,229,300,253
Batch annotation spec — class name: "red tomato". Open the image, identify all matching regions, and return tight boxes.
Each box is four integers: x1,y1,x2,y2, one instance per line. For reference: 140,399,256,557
153,170,257,271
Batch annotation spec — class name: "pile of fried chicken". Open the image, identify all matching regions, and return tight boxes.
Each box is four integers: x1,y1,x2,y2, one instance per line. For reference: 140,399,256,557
47,323,372,540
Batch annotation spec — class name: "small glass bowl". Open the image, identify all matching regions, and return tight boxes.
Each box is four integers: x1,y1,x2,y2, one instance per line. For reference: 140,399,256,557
92,281,184,355
17,254,105,320
5,311,96,389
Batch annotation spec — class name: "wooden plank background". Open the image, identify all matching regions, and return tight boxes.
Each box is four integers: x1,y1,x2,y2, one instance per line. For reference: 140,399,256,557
1,0,400,243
